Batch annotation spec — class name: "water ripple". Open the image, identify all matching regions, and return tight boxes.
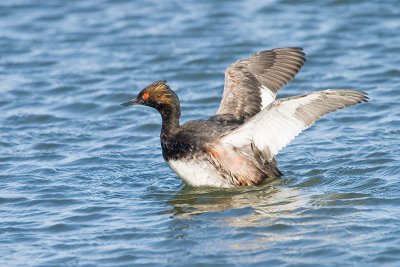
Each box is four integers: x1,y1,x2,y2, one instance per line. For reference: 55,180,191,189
1,0,400,266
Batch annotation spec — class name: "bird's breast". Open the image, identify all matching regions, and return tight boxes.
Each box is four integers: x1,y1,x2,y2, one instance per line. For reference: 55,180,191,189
167,158,234,188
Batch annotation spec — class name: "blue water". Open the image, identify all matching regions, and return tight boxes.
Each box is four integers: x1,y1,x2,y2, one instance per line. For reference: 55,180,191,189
1,0,400,266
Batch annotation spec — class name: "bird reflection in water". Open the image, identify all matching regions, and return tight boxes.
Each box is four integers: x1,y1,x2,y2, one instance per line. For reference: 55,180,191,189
168,177,308,223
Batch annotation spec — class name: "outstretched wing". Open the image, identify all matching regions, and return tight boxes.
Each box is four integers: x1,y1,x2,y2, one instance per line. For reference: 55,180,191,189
220,90,368,161
216,47,306,120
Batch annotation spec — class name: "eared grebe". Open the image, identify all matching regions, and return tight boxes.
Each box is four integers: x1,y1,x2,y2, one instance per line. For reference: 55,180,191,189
122,48,368,188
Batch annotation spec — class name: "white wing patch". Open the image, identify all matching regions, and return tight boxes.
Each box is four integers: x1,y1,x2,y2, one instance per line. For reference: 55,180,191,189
221,90,367,162
260,85,276,109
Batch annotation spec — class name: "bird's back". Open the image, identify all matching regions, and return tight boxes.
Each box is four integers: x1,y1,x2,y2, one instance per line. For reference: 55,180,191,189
161,114,244,161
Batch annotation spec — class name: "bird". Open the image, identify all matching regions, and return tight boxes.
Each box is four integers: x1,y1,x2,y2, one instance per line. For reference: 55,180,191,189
121,47,368,188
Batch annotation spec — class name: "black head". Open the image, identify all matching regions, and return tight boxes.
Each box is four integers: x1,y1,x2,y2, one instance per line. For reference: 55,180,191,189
121,80,181,119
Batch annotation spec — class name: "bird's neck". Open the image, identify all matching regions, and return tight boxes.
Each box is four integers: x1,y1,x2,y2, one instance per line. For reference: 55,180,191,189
159,104,180,134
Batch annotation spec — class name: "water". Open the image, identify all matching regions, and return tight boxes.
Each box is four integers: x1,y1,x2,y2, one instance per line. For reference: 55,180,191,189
1,0,400,266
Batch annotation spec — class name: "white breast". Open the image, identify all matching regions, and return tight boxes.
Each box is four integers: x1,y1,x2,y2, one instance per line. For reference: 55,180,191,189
167,159,233,188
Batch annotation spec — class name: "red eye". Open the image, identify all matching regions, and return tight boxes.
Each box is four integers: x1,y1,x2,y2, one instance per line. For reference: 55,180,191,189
142,93,149,100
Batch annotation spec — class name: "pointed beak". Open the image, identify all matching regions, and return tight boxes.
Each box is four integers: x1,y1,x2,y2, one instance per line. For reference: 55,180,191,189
121,98,140,106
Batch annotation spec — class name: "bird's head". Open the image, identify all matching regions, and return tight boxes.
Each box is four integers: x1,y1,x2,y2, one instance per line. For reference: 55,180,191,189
121,80,180,116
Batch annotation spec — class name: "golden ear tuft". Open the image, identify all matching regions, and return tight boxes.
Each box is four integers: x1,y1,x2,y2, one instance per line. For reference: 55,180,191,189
153,84,167,93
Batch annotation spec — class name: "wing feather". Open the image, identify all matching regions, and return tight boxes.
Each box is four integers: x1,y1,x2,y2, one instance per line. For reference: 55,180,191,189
220,90,368,161
217,47,306,120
